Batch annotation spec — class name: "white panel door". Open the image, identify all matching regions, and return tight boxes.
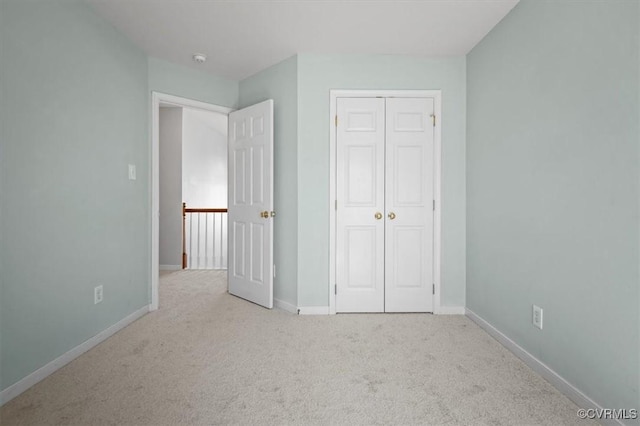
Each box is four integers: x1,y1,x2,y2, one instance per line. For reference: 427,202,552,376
228,99,274,309
336,98,385,313
384,98,434,312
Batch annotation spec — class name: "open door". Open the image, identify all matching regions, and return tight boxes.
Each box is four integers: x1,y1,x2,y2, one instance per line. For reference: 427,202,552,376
227,100,274,309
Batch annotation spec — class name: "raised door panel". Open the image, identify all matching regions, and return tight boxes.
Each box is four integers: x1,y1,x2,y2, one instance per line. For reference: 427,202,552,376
345,226,379,289
345,146,377,206
232,221,246,279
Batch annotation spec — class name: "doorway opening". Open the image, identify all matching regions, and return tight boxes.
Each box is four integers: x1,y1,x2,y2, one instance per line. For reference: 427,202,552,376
151,93,275,311
151,93,232,311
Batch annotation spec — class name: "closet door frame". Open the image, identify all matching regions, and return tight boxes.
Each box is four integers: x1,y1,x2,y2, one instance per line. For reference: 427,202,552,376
328,89,442,315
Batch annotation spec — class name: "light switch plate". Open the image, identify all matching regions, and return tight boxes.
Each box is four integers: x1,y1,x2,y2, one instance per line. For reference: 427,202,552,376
128,164,136,180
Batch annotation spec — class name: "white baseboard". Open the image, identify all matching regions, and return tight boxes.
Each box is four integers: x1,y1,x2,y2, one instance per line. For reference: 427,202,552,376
159,264,181,271
298,306,330,315
273,298,297,314
465,309,623,426
435,306,465,315
0,305,149,406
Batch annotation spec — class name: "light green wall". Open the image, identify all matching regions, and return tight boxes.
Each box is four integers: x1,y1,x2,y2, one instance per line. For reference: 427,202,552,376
239,56,298,307
148,57,238,109
297,54,466,308
467,0,639,413
1,0,149,390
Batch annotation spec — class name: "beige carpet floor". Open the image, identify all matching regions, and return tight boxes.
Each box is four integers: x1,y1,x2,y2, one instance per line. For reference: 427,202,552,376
1,270,593,426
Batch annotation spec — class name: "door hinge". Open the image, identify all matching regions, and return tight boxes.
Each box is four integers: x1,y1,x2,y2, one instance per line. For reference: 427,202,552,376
432,283,435,295
335,284,337,295
273,264,276,278
431,114,436,127
335,115,338,127
335,200,337,210
433,200,435,211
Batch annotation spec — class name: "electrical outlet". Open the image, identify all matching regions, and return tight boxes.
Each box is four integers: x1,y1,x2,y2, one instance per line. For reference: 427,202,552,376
94,285,103,304
533,305,543,329
128,164,136,180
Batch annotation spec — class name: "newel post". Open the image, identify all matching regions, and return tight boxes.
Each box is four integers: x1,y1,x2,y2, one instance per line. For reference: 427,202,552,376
182,202,187,269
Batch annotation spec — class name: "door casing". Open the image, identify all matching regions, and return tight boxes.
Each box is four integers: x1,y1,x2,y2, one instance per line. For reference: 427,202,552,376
150,92,233,311
328,90,442,315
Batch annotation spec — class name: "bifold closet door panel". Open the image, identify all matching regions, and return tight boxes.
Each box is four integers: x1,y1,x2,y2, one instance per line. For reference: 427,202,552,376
384,98,435,313
335,98,386,313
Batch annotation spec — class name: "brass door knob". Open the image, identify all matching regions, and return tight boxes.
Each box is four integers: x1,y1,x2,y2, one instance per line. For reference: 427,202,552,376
388,212,396,220
260,211,269,218
375,212,383,220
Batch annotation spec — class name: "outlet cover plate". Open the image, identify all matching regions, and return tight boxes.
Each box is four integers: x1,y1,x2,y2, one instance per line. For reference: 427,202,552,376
533,305,543,329
94,285,103,304
128,164,136,180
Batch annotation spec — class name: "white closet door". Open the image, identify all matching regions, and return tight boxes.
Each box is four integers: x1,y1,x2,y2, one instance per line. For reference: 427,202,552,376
384,98,434,312
336,98,385,313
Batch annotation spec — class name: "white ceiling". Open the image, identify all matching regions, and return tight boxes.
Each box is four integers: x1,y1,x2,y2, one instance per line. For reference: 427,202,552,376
87,0,519,81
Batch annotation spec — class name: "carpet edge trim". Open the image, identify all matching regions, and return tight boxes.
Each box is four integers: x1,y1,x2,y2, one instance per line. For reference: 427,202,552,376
159,265,182,271
434,306,465,315
273,298,297,314
298,306,330,315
